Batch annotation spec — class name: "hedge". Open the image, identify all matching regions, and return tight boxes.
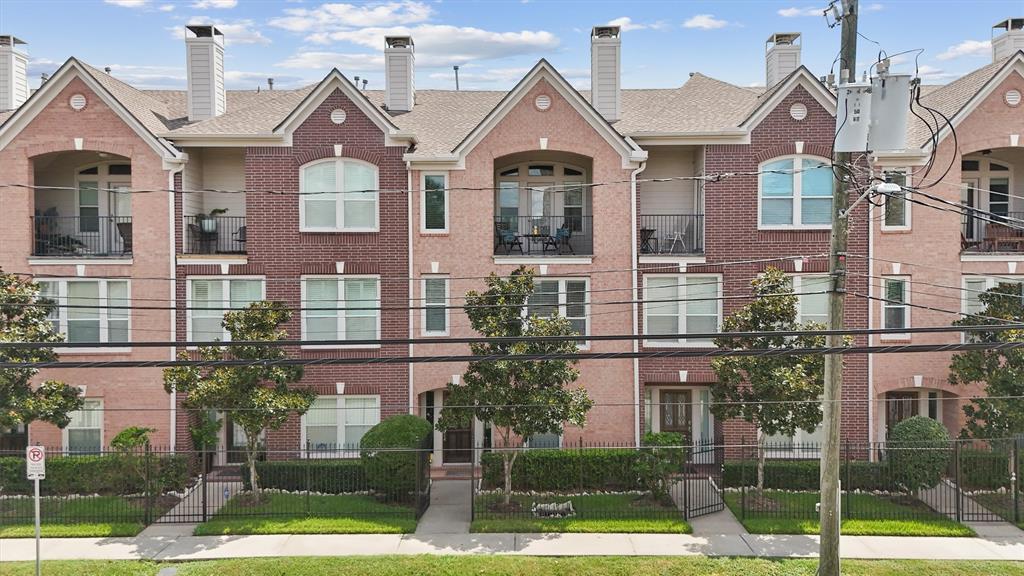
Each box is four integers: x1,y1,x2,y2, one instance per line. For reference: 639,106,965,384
480,449,643,492
958,449,1024,492
723,459,899,492
241,459,366,494
0,454,189,496
360,415,432,499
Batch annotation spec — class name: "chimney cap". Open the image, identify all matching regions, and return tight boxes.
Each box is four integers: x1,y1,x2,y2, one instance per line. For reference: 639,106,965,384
766,32,802,46
385,36,413,49
186,25,224,38
0,35,27,48
592,26,621,39
993,18,1024,33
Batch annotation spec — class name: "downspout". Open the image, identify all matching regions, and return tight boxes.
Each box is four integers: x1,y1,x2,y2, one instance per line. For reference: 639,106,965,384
167,158,186,453
407,162,415,415
630,159,647,447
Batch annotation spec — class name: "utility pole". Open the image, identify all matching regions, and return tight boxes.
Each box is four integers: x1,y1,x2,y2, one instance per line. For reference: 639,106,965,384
820,1,857,575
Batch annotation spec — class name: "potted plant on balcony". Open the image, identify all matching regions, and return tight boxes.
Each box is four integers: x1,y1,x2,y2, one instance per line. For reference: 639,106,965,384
197,208,229,233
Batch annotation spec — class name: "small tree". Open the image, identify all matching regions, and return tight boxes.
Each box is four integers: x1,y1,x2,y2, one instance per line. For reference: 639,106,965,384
710,267,828,493
163,301,314,498
949,281,1024,439
0,270,83,430
360,415,433,500
635,432,688,502
887,416,951,494
437,266,592,506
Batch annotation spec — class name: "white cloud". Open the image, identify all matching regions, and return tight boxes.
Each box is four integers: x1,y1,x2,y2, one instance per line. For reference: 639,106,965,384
427,65,588,86
169,18,271,44
865,3,884,11
104,0,148,7
276,51,384,71
683,14,728,30
225,70,306,89
192,0,237,7
606,17,667,32
916,64,957,82
159,4,175,11
936,39,991,61
778,6,822,17
269,1,433,33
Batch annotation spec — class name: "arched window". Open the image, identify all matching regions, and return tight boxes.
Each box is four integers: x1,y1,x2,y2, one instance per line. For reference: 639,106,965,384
758,155,832,228
300,158,379,232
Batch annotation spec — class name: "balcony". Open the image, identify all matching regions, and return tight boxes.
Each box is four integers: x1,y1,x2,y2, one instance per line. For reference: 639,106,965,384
32,216,132,257
639,214,704,255
494,215,593,256
183,215,247,254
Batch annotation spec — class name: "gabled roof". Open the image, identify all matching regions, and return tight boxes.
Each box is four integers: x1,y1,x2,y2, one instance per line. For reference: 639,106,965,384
738,66,836,129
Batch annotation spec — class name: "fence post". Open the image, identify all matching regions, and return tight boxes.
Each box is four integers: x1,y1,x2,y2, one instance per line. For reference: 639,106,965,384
305,448,311,516
1013,439,1020,526
954,441,962,524
578,437,584,495
144,443,154,525
201,468,208,523
740,436,747,520
843,440,851,520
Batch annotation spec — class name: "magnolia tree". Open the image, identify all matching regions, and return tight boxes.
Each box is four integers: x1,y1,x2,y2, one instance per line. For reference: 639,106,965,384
0,270,83,431
437,266,591,506
163,301,314,497
949,281,1024,439
710,266,828,492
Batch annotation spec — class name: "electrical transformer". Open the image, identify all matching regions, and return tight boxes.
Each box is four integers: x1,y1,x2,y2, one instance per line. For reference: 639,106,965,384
834,81,871,152
867,73,912,153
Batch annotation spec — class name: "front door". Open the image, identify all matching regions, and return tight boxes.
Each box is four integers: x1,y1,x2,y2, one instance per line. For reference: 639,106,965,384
886,392,919,434
661,390,693,441
443,428,472,464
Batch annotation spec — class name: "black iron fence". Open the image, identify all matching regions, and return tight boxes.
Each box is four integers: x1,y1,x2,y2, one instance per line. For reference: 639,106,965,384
639,214,704,255
183,215,247,254
32,215,133,257
493,215,594,256
726,439,1022,525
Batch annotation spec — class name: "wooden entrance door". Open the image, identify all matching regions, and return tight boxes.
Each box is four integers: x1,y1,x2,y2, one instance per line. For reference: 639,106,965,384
660,390,693,440
443,429,472,464
886,392,919,434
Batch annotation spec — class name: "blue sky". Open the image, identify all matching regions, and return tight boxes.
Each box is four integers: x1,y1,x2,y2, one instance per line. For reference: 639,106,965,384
1,0,1019,92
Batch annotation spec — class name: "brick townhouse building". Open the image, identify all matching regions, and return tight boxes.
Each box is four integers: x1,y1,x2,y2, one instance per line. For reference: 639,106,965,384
1,18,1021,463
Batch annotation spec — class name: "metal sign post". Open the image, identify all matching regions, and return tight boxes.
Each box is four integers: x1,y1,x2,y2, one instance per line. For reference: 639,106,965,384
26,445,45,576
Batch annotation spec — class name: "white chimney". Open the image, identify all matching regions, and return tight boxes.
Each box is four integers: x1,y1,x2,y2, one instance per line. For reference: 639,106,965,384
185,25,226,122
766,33,802,87
0,36,29,112
992,18,1024,62
591,26,621,122
385,36,414,112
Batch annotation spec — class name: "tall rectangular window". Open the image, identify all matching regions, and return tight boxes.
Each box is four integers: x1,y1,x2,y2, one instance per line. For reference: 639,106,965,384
66,399,103,453
300,159,379,232
759,156,833,228
882,277,909,336
188,278,264,341
794,275,829,325
301,277,380,346
644,275,721,346
37,279,130,345
303,395,381,453
882,171,909,229
423,276,449,335
526,278,589,345
422,174,448,232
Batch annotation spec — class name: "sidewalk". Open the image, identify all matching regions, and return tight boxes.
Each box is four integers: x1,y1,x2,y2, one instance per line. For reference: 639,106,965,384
1,531,1021,562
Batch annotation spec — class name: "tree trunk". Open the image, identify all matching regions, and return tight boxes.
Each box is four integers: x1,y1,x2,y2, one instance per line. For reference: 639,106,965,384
502,450,519,507
246,430,261,498
757,430,766,495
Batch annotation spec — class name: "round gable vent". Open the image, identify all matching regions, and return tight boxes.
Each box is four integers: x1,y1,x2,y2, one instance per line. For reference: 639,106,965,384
789,102,808,121
69,94,87,111
330,108,347,124
535,94,552,111
1005,89,1022,107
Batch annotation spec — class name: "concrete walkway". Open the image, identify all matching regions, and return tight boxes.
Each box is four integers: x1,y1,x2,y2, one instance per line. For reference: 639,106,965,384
1,532,1021,562
137,479,244,538
414,480,471,535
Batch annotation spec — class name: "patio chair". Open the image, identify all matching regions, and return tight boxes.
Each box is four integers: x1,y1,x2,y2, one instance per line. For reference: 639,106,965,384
494,221,524,255
188,223,218,254
232,225,247,252
640,227,658,254
543,224,574,255
115,222,133,255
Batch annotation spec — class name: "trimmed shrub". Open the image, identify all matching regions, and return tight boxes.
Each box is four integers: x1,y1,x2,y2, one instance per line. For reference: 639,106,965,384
958,447,1024,492
723,459,896,492
359,415,432,499
636,432,688,500
480,448,643,492
0,454,189,496
241,459,366,493
888,416,951,492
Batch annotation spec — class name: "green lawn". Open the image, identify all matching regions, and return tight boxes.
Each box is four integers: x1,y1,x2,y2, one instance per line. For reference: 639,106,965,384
723,491,975,537
0,495,172,538
471,493,691,533
193,493,417,535
3,557,1024,576
973,492,1024,528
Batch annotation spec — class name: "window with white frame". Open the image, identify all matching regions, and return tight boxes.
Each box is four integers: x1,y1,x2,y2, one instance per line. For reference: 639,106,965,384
189,278,265,341
765,412,825,456
422,276,449,336
526,278,589,344
37,279,129,344
793,275,829,325
882,277,910,337
303,395,381,451
964,276,1022,339
882,171,910,229
65,399,103,453
759,156,833,228
525,432,562,448
643,275,720,346
422,173,448,232
301,277,380,345
300,159,379,232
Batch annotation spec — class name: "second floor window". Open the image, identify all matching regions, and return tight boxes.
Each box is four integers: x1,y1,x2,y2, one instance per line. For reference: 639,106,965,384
422,173,448,232
882,277,909,336
793,275,830,325
302,277,380,345
38,279,129,345
422,276,449,336
759,156,832,228
189,278,265,341
527,279,589,344
644,275,720,346
300,159,379,232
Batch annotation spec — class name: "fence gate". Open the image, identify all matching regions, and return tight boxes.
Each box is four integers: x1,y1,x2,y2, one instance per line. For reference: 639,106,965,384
679,441,725,519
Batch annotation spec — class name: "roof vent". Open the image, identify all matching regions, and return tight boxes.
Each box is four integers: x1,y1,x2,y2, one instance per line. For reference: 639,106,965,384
185,25,226,121
591,25,621,122
385,36,415,112
992,18,1024,62
766,32,802,87
0,36,28,112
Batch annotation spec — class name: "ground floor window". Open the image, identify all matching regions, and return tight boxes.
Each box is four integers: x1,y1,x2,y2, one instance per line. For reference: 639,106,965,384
302,395,381,452
65,399,103,453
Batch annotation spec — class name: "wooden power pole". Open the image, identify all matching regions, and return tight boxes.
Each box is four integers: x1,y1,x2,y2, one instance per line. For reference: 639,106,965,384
820,1,857,575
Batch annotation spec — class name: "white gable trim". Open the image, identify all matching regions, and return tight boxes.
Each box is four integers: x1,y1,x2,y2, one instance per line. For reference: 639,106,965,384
0,58,181,159
450,59,646,170
273,69,416,148
925,55,1024,151
740,68,836,131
